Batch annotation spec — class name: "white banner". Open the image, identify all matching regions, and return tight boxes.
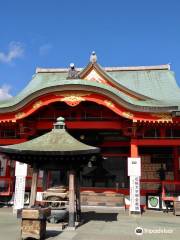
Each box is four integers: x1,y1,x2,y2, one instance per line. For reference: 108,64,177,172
15,161,27,177
128,157,141,176
130,176,141,212
13,176,26,210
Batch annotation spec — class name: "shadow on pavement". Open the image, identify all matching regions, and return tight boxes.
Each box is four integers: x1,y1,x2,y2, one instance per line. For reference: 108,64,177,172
46,230,62,239
22,230,62,240
82,211,118,223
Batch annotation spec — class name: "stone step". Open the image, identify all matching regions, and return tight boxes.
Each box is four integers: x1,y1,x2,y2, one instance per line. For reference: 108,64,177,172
80,192,125,207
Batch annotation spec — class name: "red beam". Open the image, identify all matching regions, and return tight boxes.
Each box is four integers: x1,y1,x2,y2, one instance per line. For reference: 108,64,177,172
99,141,129,147
132,139,180,146
0,138,27,145
36,121,122,130
36,121,53,129
67,121,122,129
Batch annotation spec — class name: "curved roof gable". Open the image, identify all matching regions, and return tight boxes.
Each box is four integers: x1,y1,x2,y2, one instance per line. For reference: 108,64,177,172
0,52,180,114
78,62,151,100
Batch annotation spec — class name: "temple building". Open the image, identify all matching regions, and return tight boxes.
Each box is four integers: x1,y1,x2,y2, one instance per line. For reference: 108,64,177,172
0,52,180,207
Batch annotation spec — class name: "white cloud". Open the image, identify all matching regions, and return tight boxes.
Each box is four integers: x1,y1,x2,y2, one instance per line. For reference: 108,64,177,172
0,85,12,100
39,43,52,56
0,42,24,64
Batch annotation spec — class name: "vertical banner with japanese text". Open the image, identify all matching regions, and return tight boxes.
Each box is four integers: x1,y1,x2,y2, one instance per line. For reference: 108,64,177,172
128,157,141,213
13,162,27,210
130,176,140,212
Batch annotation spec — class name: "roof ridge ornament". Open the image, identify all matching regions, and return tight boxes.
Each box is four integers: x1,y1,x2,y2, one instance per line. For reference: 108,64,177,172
67,63,79,79
53,116,65,130
90,51,97,63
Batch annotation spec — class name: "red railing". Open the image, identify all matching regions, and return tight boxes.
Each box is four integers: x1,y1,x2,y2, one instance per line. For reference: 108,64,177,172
162,180,180,201
0,176,14,196
0,175,43,197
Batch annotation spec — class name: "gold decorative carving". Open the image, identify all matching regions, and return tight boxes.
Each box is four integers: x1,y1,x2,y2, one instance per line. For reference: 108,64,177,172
60,96,85,107
104,100,115,108
33,100,43,109
15,112,25,119
122,111,134,118
151,113,172,122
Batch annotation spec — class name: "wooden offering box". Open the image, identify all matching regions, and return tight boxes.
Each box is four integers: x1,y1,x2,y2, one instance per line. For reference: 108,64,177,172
21,208,51,240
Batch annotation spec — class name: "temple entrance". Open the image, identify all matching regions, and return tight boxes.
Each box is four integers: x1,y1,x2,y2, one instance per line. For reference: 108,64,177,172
47,156,128,190
47,156,129,189
80,156,128,189
22,101,131,194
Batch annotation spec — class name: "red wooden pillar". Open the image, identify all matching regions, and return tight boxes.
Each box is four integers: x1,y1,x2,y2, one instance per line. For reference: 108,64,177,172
160,127,166,138
130,142,138,157
5,159,11,177
173,146,179,180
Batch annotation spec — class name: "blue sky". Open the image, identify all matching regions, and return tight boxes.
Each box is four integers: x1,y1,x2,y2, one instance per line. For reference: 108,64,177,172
0,0,180,98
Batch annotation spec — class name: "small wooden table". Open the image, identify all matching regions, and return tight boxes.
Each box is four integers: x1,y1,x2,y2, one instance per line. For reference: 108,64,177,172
21,207,51,240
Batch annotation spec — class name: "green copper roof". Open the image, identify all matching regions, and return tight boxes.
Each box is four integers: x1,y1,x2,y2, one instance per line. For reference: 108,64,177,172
108,69,180,103
0,64,180,112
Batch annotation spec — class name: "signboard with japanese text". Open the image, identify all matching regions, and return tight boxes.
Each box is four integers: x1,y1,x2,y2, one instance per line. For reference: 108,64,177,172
130,176,141,212
14,161,27,210
13,176,26,210
128,157,141,177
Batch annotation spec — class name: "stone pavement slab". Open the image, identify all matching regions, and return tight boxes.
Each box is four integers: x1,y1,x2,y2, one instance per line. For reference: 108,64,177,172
0,207,180,240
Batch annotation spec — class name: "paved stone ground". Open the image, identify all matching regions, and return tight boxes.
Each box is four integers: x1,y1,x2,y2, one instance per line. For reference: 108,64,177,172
0,206,180,240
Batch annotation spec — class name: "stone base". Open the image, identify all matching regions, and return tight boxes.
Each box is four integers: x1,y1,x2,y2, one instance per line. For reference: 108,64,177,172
66,226,76,231
47,222,66,231
66,220,84,231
